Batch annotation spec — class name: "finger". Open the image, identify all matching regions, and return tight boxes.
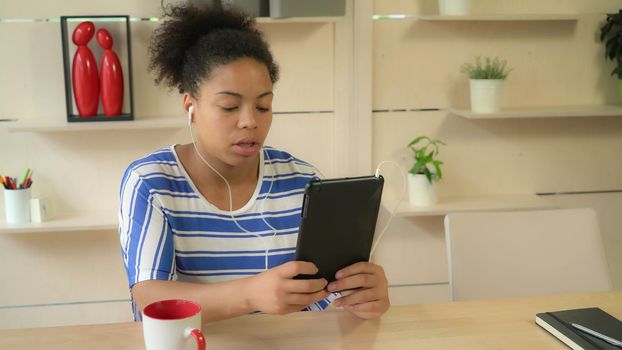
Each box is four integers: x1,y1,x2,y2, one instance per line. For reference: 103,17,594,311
338,289,356,297
284,289,331,306
276,261,318,278
334,288,378,307
284,278,328,293
335,261,382,280
327,273,377,292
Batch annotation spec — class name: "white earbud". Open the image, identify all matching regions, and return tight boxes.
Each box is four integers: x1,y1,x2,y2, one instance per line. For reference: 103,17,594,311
188,105,194,125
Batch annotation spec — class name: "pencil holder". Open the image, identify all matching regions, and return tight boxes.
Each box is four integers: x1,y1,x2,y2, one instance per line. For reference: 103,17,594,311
4,188,31,224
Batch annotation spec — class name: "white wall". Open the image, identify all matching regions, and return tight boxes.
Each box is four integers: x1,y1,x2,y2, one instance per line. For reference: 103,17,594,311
371,0,622,304
0,0,342,328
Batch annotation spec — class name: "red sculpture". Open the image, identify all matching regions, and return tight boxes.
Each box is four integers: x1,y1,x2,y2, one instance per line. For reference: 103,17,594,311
96,28,124,116
72,21,99,117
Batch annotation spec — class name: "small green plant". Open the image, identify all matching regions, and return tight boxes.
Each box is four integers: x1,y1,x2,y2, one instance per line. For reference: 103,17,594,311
599,9,622,79
407,136,445,184
461,56,512,79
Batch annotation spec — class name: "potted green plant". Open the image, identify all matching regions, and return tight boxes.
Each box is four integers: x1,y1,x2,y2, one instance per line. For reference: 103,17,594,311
461,56,512,113
599,9,622,103
407,136,446,206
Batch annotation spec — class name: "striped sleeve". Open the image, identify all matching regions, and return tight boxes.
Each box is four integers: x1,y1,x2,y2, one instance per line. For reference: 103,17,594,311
119,167,175,288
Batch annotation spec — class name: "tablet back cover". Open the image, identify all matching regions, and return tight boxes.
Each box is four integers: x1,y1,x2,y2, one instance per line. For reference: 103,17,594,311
295,176,384,281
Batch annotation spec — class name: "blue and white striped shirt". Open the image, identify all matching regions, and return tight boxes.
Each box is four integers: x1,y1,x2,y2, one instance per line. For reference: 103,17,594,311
118,145,335,318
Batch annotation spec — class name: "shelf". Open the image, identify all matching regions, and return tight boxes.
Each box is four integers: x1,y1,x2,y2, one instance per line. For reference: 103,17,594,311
391,194,556,217
372,14,579,21
414,14,579,21
256,16,342,23
0,195,555,232
448,105,622,119
7,117,185,133
0,212,116,234
0,16,341,24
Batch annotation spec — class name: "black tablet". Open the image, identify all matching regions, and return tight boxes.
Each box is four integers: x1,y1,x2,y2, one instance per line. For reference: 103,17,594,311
294,175,384,282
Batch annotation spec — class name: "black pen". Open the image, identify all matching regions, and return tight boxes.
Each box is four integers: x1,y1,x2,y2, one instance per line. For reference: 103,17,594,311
571,322,622,347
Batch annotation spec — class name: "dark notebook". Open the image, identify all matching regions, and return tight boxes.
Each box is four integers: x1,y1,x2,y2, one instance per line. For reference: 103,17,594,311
536,307,622,349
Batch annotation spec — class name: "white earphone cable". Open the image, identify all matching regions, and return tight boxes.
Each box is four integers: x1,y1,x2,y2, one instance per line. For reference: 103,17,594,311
369,160,406,259
257,149,280,270
188,107,278,270
187,107,400,267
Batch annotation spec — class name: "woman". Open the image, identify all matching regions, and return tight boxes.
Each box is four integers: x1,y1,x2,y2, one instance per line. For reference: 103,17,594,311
119,3,389,322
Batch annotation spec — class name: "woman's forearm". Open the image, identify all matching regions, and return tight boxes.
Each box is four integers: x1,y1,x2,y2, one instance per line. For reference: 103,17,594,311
131,262,331,322
131,278,255,322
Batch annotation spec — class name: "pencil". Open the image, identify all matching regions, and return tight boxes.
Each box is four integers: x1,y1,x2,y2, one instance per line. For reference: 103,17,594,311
20,168,30,187
24,170,33,189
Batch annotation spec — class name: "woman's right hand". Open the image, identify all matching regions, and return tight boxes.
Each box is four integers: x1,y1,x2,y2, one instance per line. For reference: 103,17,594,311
245,261,330,315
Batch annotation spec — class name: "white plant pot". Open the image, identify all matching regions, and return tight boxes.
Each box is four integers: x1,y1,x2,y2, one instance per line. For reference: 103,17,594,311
438,0,470,16
469,79,505,113
408,173,438,207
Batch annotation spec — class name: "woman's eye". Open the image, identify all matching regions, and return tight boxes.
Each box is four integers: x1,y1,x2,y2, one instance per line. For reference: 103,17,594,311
257,107,270,113
221,106,238,112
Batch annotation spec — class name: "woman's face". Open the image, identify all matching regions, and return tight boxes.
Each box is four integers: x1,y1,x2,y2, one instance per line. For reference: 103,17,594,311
186,58,273,169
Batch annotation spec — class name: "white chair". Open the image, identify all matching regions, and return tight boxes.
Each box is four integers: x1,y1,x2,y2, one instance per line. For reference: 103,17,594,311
444,208,612,301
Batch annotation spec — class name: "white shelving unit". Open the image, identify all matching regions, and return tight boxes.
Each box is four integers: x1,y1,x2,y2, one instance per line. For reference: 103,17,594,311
7,117,185,133
448,105,622,120
0,212,117,234
256,16,341,23
0,16,341,24
390,194,556,217
0,195,555,233
413,14,579,21
0,14,341,236
372,14,579,22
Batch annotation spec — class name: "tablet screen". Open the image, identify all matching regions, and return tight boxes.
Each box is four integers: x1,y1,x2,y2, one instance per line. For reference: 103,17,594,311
294,175,384,281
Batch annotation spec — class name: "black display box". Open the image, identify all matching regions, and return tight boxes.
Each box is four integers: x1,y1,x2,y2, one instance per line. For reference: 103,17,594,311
60,15,134,122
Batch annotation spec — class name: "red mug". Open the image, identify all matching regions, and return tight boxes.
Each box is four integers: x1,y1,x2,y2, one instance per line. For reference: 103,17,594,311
142,299,206,350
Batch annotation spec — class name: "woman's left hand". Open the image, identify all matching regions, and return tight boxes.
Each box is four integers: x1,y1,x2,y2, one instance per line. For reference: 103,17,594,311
326,262,390,319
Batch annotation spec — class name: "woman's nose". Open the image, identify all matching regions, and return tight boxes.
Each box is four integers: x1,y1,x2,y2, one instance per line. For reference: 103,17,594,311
238,107,258,129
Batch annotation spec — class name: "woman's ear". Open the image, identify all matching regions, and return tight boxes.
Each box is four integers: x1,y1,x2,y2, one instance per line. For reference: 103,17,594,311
182,93,194,122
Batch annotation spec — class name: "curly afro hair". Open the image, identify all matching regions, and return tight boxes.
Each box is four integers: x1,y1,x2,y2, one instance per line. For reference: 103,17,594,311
148,3,279,97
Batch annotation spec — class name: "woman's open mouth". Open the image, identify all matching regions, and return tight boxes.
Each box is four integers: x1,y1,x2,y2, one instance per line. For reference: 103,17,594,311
232,139,260,156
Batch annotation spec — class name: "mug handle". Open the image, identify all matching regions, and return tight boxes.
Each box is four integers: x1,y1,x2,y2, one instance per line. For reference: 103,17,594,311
186,328,206,350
